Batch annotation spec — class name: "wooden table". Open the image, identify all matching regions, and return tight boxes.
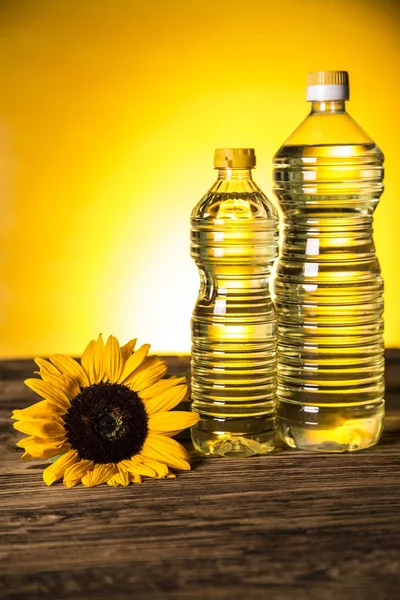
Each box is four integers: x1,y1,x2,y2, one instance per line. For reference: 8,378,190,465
1,355,400,600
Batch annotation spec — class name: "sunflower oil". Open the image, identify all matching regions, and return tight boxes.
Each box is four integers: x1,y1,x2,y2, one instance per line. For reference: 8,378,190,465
273,71,385,452
190,148,279,457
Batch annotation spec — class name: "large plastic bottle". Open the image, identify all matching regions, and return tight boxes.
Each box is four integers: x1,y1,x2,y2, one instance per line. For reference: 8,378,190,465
273,71,385,452
190,148,279,457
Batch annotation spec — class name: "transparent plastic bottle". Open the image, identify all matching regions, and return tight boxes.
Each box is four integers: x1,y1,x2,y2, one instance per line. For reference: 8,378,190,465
273,71,385,452
190,148,279,457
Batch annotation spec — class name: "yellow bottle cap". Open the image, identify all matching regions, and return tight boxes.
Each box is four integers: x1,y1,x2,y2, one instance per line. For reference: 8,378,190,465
214,148,256,169
307,71,350,101
308,71,349,86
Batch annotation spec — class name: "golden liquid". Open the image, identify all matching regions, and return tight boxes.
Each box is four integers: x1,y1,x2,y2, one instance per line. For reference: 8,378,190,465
274,143,385,451
190,186,279,457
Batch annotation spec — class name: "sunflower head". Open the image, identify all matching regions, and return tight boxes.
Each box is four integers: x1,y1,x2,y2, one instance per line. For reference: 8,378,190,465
12,335,199,487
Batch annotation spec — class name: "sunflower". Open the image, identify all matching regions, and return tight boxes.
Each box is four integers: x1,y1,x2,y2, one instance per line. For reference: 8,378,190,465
12,335,199,487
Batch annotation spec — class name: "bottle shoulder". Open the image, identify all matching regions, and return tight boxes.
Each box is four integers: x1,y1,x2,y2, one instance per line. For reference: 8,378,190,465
274,110,383,160
192,179,279,222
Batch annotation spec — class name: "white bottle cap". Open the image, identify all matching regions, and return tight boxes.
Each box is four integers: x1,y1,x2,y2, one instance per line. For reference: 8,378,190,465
306,71,349,101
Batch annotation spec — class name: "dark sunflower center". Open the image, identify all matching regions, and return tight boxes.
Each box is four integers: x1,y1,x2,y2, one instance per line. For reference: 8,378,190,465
63,382,148,463
94,408,127,441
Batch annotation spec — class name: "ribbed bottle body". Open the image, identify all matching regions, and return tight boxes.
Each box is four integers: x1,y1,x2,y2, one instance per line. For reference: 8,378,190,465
190,179,279,457
274,142,385,451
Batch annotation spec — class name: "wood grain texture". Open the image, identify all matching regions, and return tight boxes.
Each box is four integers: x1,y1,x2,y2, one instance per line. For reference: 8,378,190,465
1,354,400,600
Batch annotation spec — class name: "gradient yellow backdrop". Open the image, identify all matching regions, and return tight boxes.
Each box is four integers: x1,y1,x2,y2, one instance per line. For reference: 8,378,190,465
0,0,399,357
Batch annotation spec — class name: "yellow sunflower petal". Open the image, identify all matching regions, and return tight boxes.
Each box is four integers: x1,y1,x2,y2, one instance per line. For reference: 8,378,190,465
60,374,81,399
34,357,60,375
140,433,191,471
120,338,137,362
15,436,35,448
43,449,79,486
63,460,94,488
16,436,70,459
81,340,95,383
16,435,47,449
148,411,200,437
139,376,187,400
119,458,158,478
33,443,71,459
12,399,65,421
116,462,142,484
125,356,167,392
81,335,104,384
24,378,70,410
49,354,89,388
142,383,188,416
81,463,117,487
94,334,106,382
21,452,33,460
107,471,132,487
139,457,170,478
104,335,123,383
13,417,66,439
118,344,151,383
35,372,81,399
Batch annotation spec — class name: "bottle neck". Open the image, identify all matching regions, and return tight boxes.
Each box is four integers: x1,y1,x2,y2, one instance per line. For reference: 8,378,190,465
310,100,346,114
217,168,253,180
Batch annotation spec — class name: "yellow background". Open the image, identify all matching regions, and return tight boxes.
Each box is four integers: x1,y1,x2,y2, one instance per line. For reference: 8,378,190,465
0,0,399,358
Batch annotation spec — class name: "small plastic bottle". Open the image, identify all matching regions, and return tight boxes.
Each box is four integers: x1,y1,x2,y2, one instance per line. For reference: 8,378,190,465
273,71,385,452
190,148,279,457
